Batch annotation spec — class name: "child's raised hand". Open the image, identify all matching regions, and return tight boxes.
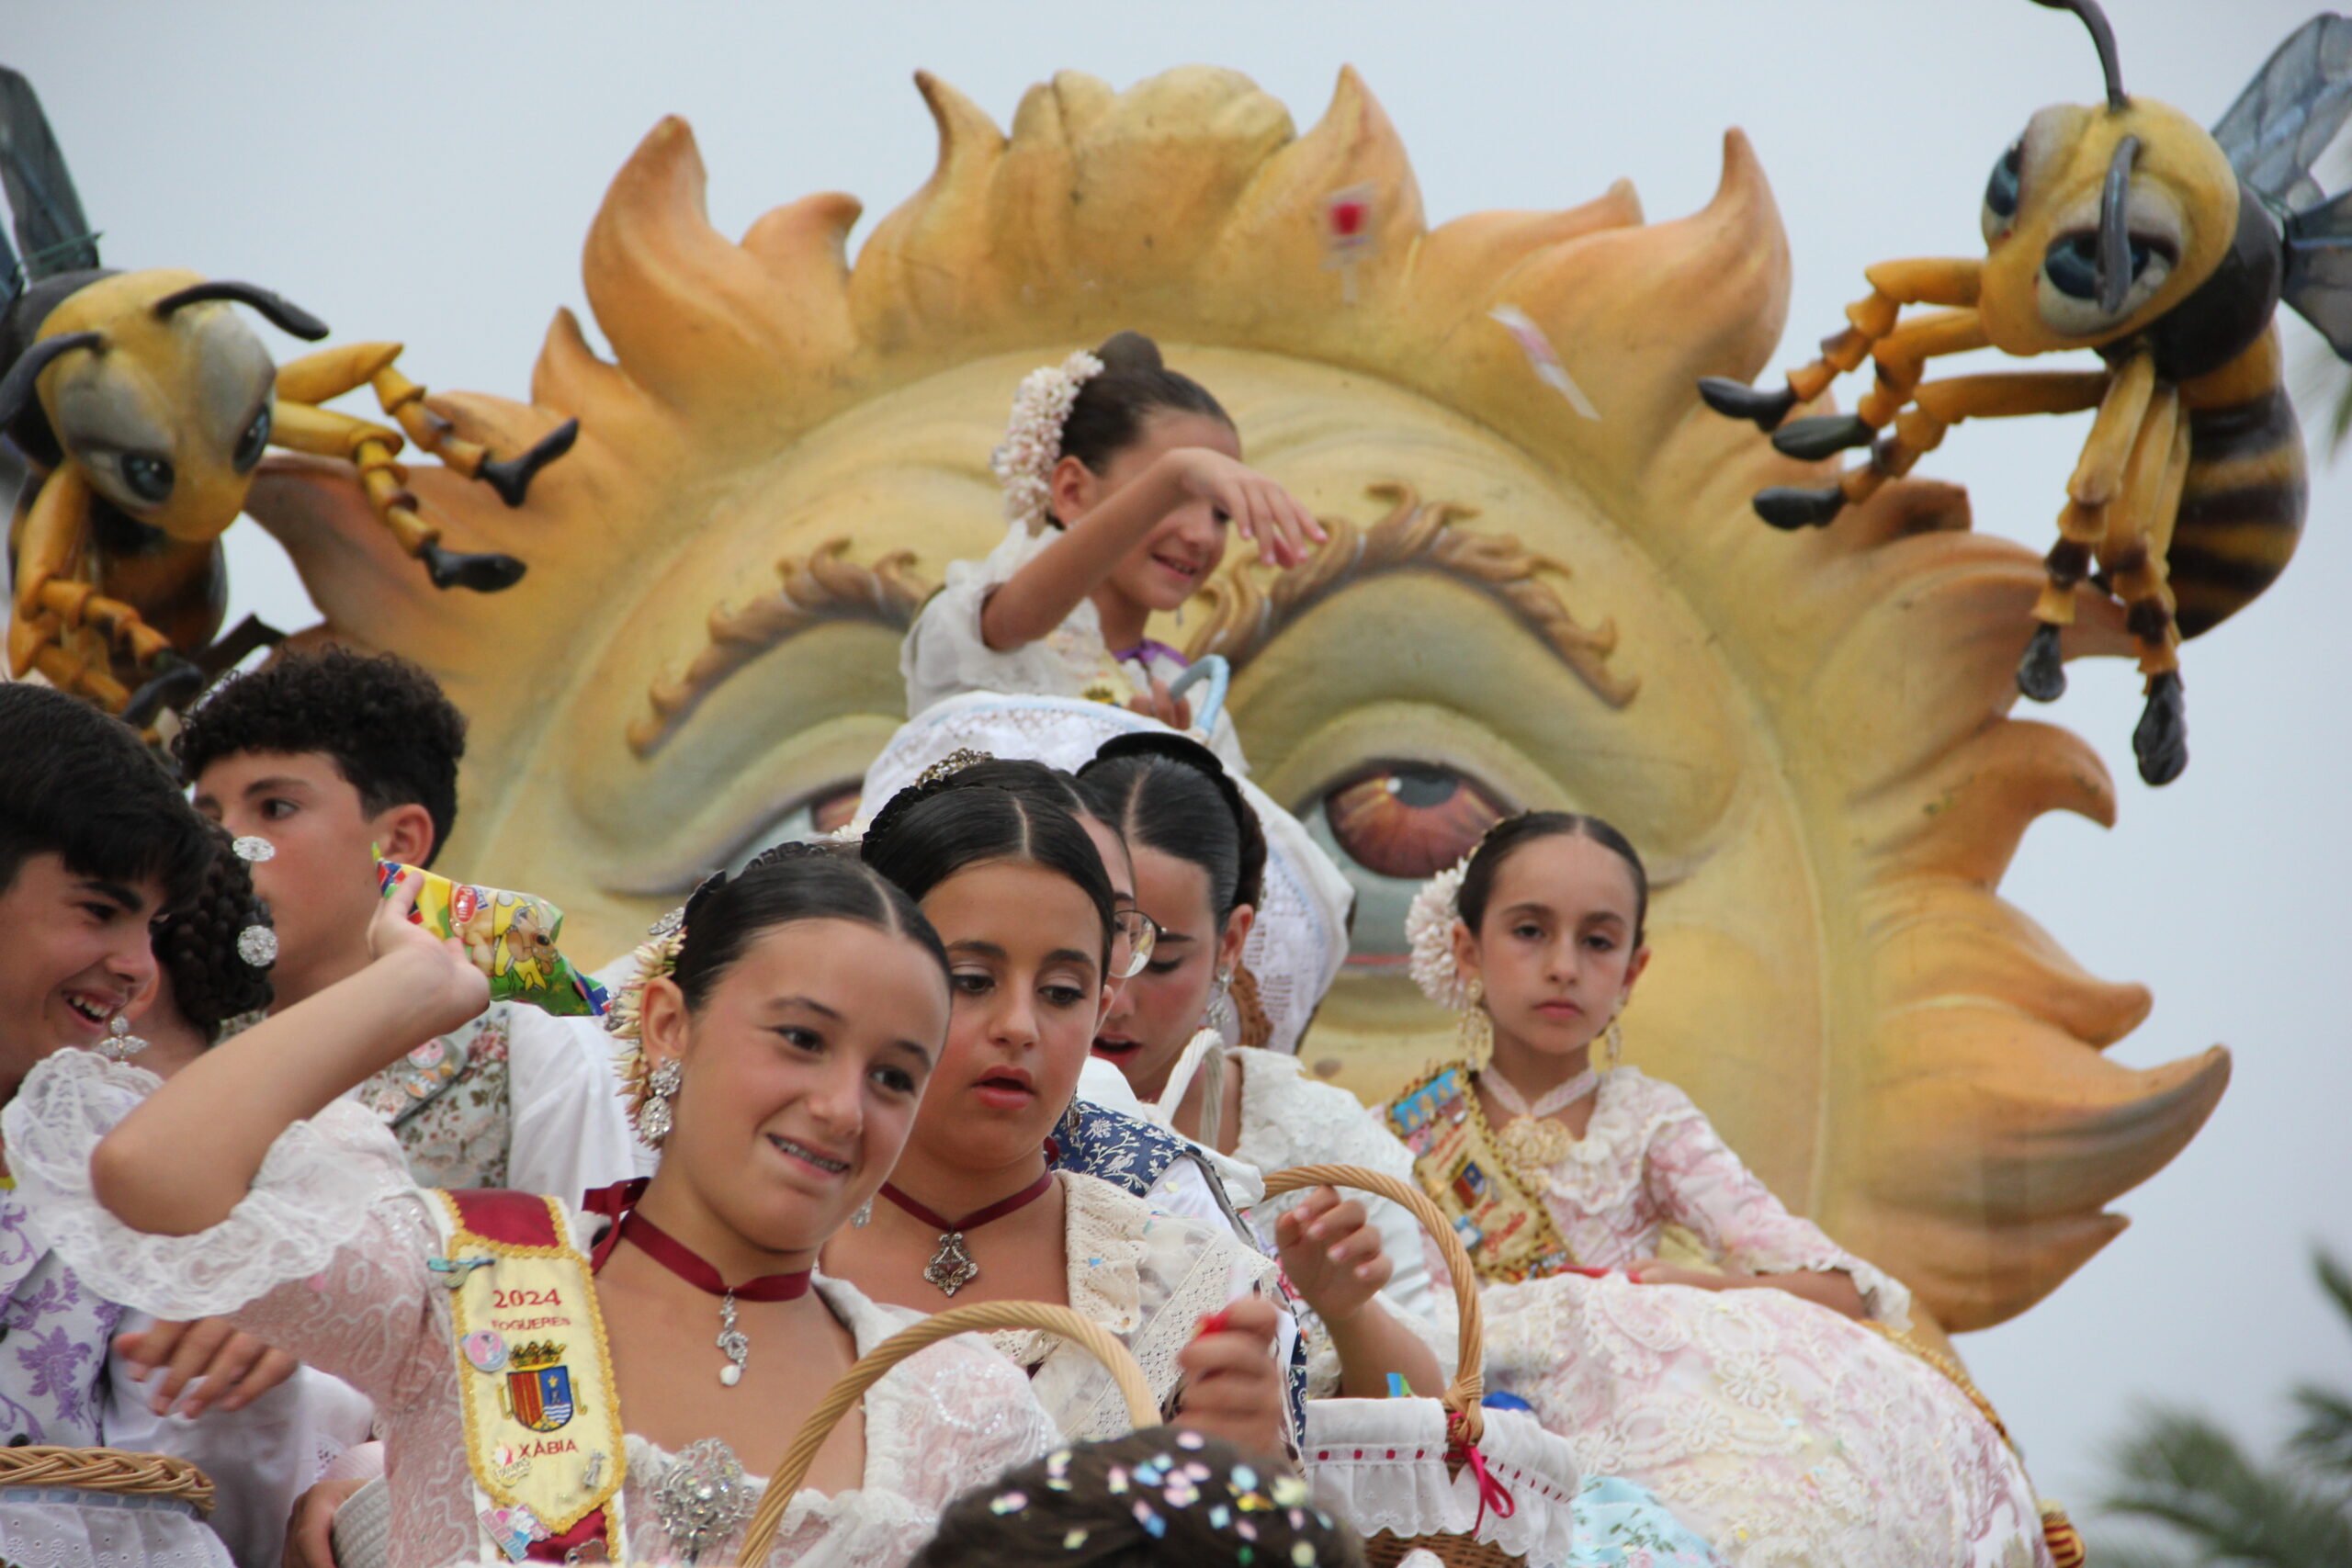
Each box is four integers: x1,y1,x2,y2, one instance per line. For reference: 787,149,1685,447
1168,450,1328,570
369,865,490,1029
1273,1186,1392,1325
1171,1295,1290,1458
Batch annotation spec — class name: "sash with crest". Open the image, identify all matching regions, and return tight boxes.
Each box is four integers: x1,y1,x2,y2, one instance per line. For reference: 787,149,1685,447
1384,1061,1576,1285
425,1190,628,1563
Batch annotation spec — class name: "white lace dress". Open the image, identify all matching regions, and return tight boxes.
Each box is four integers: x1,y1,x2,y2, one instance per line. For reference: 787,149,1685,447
898,521,1250,770
1454,1067,2047,1568
980,1172,1295,1445
4,1052,1059,1568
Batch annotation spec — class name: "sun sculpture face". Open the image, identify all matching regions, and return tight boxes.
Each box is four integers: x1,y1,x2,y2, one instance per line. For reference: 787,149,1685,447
246,64,2226,1332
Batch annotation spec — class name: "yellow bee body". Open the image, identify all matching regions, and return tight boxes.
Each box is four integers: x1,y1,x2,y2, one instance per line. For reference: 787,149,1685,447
1700,2,2352,784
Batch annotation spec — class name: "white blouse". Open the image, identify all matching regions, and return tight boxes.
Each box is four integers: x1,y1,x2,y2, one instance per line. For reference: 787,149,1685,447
5,1051,1057,1568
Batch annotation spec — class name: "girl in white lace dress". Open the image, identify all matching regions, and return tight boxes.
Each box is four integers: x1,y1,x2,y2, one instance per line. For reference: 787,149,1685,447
1395,812,2052,1568
899,331,1324,763
829,776,1300,1452
8,852,1062,1568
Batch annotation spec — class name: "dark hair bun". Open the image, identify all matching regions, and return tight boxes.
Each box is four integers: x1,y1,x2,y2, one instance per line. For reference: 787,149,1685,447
1094,330,1166,374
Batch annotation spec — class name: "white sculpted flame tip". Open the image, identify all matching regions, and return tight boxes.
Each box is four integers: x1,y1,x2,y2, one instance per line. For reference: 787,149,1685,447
989,351,1103,533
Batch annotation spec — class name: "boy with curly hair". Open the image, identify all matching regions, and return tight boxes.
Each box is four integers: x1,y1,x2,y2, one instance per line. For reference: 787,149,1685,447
175,648,635,1200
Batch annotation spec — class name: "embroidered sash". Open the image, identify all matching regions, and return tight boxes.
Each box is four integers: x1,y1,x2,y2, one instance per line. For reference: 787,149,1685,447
1385,1061,1576,1285
426,1190,627,1564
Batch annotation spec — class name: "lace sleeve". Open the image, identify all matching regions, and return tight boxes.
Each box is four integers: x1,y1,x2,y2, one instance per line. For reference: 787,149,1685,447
5,1051,455,1410
863,1333,1060,1510
900,525,1096,716
1643,1104,1912,1327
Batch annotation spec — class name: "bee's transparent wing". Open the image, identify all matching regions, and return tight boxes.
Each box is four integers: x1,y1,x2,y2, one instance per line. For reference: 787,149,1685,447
2284,185,2352,357
0,67,97,301
2214,13,2352,216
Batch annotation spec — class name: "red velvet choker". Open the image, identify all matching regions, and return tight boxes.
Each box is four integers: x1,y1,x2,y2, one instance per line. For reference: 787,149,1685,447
583,1179,812,1386
876,1171,1056,1297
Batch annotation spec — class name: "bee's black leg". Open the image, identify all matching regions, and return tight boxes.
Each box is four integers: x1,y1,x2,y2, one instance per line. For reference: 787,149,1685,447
2016,623,2067,703
1753,484,1847,530
122,651,206,728
477,419,580,507
2133,671,2188,785
1771,413,1874,461
1698,378,1798,433
421,543,527,592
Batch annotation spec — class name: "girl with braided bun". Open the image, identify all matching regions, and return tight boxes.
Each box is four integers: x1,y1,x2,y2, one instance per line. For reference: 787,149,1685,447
1392,810,2057,1567
7,843,1064,1567
831,773,1301,1457
900,331,1325,762
911,1427,1365,1568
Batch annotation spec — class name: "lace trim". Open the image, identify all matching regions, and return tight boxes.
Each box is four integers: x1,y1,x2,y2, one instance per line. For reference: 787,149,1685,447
983,1171,1151,1373
1302,1399,1580,1567
4,1051,414,1321
1526,1067,1706,1213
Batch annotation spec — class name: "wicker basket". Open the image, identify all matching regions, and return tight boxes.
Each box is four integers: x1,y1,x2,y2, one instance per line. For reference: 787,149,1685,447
735,1298,1156,1564
1265,1164,1581,1568
0,1443,216,1514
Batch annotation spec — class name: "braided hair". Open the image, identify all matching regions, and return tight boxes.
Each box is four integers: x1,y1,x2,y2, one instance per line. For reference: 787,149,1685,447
154,826,274,1042
912,1428,1364,1568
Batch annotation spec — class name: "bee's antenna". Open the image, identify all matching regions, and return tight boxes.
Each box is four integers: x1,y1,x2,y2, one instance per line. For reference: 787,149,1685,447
2032,0,2128,111
153,281,330,342
0,329,99,427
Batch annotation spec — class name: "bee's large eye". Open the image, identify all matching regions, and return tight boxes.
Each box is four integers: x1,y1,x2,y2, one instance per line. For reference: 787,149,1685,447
1303,763,1506,966
119,452,175,503
232,404,272,472
1980,141,2023,244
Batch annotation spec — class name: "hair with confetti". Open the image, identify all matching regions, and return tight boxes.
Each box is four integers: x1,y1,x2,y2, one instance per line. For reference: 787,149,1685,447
911,1427,1364,1568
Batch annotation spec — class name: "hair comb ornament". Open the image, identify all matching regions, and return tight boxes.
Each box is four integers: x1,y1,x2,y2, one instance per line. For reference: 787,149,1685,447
915,748,996,789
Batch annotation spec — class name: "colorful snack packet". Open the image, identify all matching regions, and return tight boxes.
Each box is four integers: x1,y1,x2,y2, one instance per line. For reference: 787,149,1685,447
376,857,608,1017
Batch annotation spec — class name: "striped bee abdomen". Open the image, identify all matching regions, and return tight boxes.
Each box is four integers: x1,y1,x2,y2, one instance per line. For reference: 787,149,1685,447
2168,380,2305,639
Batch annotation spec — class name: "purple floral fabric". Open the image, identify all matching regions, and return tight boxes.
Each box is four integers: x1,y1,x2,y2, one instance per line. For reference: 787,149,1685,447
0,1187,120,1443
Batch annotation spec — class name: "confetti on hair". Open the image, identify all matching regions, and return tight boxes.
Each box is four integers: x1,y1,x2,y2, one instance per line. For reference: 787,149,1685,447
1134,1500,1167,1539
1272,1477,1309,1507
1230,1465,1259,1493
1063,1529,1089,1551
989,1491,1027,1515
1176,1430,1206,1450
1209,1505,1232,1529
1106,1467,1129,1495
1292,1544,1318,1567
1164,1473,1200,1507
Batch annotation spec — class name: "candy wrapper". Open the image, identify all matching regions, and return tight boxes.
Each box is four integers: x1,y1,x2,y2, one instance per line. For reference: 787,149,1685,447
376,858,608,1017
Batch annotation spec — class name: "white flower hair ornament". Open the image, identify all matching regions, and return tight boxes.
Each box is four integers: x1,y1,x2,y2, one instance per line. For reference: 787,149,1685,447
990,350,1104,533
1405,852,1477,1011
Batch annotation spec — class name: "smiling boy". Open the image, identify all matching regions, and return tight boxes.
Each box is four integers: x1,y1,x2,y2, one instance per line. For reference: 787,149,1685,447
175,648,635,1199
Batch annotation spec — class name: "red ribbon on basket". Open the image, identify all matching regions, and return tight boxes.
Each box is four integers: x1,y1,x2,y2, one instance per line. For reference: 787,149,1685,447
1446,1409,1518,1532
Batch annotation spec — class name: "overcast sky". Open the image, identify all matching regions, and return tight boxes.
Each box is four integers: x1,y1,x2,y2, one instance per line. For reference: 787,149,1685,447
11,0,2344,1517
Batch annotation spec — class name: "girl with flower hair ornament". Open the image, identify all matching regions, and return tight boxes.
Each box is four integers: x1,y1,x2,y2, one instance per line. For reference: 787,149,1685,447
900,332,1325,765
1389,811,2066,1568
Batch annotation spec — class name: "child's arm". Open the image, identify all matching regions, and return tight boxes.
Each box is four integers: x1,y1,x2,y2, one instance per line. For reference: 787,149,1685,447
981,448,1325,651
1634,1099,1879,1320
91,870,488,1236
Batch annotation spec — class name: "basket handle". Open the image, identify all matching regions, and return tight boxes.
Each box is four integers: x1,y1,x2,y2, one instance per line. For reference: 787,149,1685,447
739,1298,1156,1562
1261,1163,1485,1441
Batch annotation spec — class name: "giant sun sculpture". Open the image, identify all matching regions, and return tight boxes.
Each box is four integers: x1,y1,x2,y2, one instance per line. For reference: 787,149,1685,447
244,65,2228,1335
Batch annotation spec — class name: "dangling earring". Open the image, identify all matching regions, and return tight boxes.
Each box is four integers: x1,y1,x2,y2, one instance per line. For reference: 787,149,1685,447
638,1056,683,1146
851,1199,873,1229
99,1014,149,1064
1457,977,1494,1070
1204,968,1238,1040
1602,1015,1625,1073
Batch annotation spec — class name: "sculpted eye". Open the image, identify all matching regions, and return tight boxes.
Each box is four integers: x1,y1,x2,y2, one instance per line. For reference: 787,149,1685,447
1303,763,1507,967
1327,764,1504,879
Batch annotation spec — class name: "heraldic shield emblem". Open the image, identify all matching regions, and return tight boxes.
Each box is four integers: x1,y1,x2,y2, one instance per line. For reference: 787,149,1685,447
504,1341,574,1433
